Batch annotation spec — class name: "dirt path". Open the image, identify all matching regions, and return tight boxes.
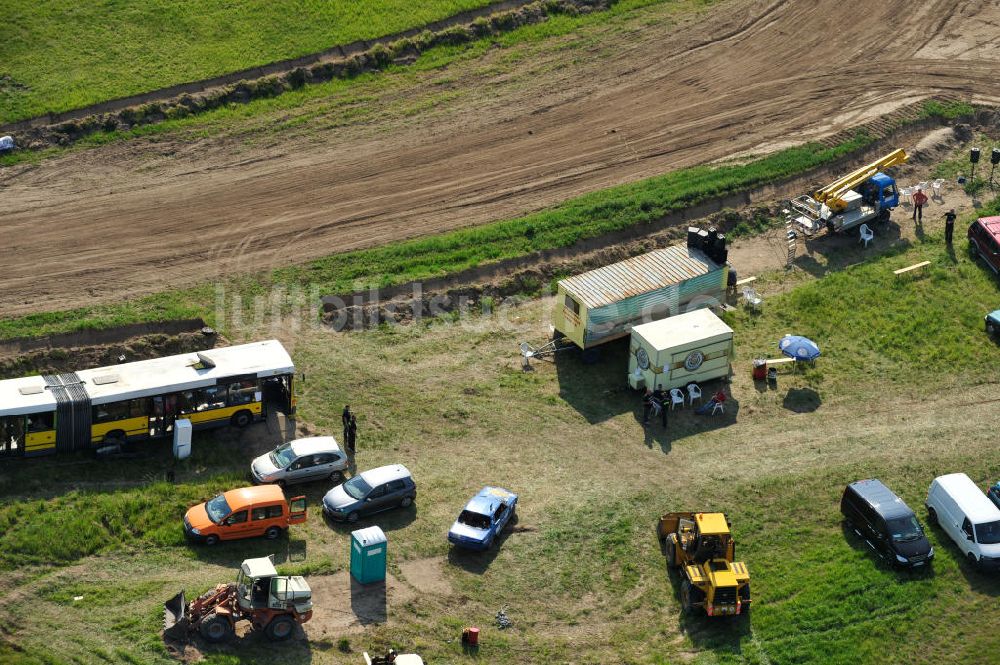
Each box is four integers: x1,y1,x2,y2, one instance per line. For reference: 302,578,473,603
2,0,999,317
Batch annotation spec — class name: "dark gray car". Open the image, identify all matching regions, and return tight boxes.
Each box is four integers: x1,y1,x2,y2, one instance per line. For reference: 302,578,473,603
322,464,415,523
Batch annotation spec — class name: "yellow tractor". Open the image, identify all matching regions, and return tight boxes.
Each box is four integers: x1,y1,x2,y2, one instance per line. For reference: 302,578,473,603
657,512,750,617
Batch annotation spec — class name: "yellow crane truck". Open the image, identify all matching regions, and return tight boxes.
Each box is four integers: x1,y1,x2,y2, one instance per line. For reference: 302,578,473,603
789,148,908,234
657,512,751,617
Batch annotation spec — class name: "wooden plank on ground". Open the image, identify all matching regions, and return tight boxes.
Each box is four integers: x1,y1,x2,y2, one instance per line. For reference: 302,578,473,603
735,276,757,286
894,261,931,276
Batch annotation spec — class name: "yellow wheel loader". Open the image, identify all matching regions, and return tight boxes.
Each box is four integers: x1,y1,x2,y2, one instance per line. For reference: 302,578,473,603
657,512,750,617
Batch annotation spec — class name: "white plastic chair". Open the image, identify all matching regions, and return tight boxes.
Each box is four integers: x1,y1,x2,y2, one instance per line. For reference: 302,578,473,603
711,400,725,415
687,383,702,406
859,224,874,248
932,179,944,199
917,181,928,192
669,388,685,410
742,287,762,312
899,186,912,205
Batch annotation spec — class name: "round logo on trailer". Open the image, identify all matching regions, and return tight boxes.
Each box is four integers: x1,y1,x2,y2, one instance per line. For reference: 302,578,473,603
636,347,650,370
684,350,704,371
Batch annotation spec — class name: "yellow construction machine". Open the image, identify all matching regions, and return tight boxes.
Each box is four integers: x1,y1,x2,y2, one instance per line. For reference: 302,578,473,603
657,512,750,617
790,148,908,234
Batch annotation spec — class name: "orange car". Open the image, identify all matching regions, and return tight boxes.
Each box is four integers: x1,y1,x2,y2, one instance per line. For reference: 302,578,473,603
184,485,306,546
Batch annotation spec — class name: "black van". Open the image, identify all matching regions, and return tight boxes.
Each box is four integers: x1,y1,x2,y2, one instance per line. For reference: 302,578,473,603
840,479,934,568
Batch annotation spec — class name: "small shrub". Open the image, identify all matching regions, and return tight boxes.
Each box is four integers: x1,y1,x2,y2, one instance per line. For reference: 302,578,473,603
434,25,472,46
344,55,364,76
414,29,436,50
286,67,309,89
492,10,522,31
390,36,415,58
309,62,335,82
368,42,393,68
165,105,189,120
470,16,492,38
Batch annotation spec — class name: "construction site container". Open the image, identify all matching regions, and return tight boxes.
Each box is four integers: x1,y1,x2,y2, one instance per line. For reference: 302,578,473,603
552,245,727,350
628,309,734,391
350,526,387,584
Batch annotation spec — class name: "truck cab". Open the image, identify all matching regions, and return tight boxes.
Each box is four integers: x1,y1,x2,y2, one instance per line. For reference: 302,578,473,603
862,172,901,211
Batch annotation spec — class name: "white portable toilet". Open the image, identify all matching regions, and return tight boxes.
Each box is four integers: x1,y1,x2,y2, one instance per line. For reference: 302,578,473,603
173,419,192,459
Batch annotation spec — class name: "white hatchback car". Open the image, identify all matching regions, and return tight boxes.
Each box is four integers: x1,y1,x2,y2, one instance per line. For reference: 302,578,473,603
251,436,349,486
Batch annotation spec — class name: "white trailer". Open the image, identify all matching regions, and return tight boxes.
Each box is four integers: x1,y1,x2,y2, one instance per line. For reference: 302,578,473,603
627,309,733,391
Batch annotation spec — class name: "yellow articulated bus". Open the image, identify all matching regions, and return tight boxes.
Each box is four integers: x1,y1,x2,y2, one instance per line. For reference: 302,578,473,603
0,340,297,459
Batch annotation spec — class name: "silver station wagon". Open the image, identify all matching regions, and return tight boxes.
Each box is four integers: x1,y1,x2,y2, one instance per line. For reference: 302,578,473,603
251,436,349,486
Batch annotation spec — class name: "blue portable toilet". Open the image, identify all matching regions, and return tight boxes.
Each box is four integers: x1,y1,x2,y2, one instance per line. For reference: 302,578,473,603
350,526,387,584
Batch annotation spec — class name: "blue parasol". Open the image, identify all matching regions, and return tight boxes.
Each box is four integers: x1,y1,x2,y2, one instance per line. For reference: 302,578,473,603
778,335,821,361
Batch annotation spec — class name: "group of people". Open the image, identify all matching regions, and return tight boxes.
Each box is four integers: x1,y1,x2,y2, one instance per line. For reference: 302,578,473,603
642,386,728,426
910,186,957,245
642,387,669,428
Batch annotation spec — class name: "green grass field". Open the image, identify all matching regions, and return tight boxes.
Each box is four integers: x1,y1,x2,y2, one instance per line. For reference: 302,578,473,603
2,223,1000,664
0,0,501,123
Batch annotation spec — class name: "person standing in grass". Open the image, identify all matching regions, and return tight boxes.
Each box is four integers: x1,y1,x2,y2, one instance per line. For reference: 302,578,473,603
652,386,668,428
944,208,956,245
347,414,358,455
642,388,654,425
342,405,352,443
912,187,928,223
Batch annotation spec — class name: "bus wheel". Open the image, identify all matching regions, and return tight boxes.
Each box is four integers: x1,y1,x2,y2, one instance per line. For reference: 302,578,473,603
103,431,126,446
231,410,252,428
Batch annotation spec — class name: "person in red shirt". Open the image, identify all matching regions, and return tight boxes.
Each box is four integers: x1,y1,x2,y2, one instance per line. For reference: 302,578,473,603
912,187,928,222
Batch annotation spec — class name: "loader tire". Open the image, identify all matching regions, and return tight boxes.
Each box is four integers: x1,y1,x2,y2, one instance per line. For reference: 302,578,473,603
265,615,296,641
680,580,695,614
666,534,679,568
199,613,234,643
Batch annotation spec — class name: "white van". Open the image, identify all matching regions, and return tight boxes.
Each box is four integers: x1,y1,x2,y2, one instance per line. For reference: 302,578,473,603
926,473,1000,570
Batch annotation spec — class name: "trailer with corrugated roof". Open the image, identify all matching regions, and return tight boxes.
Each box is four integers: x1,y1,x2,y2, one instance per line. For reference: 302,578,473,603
552,243,727,350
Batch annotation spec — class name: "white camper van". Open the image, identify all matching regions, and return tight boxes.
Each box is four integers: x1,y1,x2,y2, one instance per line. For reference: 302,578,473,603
925,473,1000,570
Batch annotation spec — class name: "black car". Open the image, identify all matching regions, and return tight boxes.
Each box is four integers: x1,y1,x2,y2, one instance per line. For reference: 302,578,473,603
841,479,934,568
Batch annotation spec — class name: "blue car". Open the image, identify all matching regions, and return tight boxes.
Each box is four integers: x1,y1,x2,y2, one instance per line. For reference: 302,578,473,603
987,310,1000,338
448,486,518,551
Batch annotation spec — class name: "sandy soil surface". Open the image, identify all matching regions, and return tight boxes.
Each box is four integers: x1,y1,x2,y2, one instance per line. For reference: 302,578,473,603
2,0,1000,317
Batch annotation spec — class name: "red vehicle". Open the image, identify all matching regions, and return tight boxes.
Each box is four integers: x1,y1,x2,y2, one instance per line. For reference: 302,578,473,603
969,216,1000,274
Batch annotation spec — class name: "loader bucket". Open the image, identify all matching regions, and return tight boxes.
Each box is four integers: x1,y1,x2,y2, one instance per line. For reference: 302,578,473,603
163,590,190,640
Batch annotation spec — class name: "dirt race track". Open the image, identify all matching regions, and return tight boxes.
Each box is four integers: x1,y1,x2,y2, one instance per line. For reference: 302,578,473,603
2,0,1000,317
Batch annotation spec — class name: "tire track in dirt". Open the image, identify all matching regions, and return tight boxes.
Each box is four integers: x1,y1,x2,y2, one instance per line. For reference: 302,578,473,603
1,0,999,317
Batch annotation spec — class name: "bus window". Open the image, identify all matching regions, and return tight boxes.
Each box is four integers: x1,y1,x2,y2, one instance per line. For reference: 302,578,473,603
27,411,55,432
178,391,197,414
0,416,25,455
93,401,130,423
197,386,228,411
128,398,150,418
228,379,258,406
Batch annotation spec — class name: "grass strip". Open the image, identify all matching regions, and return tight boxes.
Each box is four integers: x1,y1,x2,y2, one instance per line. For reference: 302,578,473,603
0,0,502,123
